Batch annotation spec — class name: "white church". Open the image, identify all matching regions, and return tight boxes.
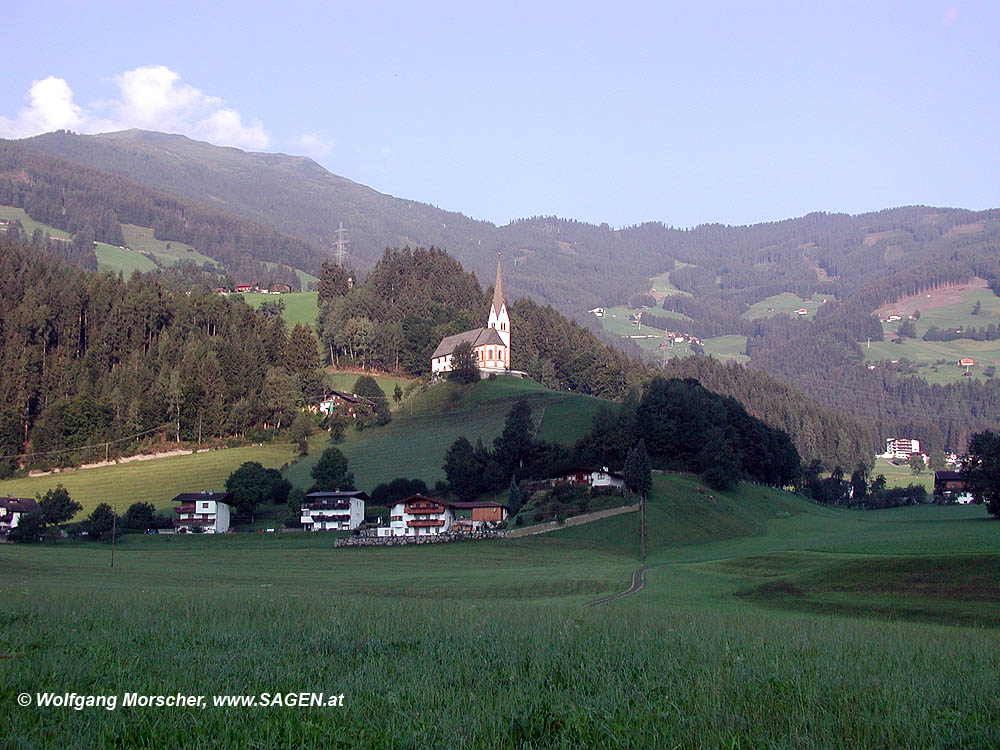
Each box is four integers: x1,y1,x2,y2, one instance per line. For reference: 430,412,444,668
430,253,511,376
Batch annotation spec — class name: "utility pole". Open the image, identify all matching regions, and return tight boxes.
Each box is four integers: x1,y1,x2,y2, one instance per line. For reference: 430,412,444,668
333,222,349,267
640,493,646,561
110,506,117,568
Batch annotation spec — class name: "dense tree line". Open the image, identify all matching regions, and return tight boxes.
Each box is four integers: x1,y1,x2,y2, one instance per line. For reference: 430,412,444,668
0,234,326,475
442,379,801,502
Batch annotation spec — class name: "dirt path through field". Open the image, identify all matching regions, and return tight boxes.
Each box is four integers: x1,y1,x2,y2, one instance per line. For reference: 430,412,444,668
584,566,649,607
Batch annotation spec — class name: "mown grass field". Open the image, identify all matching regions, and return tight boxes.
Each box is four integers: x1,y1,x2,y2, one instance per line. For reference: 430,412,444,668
0,443,301,517
241,291,319,330
597,306,747,362
2,474,998,746
872,456,935,492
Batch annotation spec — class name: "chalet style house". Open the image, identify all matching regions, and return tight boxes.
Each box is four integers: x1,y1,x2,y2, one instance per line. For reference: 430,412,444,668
378,494,508,537
307,390,373,418
431,254,510,376
172,491,233,534
300,490,368,531
0,496,41,539
933,471,972,503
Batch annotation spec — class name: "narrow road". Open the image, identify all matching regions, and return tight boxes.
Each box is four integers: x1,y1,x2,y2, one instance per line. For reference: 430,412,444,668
584,565,649,607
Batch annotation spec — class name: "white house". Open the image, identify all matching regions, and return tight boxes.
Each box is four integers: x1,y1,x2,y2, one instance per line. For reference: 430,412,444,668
590,469,626,489
300,490,368,531
0,496,42,538
378,495,508,537
172,491,232,534
381,494,456,537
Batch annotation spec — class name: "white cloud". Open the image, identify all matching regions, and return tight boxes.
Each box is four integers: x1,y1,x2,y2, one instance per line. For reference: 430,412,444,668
0,65,269,149
0,76,84,137
296,133,335,158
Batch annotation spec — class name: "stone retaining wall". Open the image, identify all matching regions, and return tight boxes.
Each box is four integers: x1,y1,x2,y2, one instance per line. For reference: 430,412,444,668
334,530,506,547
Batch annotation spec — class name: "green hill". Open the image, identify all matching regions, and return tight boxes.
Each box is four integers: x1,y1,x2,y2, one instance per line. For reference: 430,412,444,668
285,376,611,490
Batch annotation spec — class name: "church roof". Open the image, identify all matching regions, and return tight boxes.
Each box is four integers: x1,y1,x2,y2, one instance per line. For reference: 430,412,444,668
431,327,505,359
491,254,506,315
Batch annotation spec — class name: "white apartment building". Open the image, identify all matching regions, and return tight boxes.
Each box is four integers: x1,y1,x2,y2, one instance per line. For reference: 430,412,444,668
172,491,232,534
300,490,367,531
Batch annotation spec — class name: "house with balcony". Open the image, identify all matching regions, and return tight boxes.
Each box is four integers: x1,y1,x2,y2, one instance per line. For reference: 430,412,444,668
300,490,368,531
380,494,455,537
172,491,233,534
0,496,42,539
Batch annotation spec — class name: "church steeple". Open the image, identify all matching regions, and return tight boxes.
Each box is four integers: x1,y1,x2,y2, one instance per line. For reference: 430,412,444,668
487,252,510,350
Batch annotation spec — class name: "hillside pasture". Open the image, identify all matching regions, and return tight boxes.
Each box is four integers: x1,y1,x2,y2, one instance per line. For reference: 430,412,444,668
743,292,826,320
94,242,159,274
0,442,301,518
861,337,1000,384
240,291,319,330
285,377,604,491
120,223,219,267
648,268,689,300
0,205,70,238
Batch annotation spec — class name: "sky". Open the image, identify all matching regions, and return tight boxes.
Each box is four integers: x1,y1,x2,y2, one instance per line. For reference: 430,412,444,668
2,1,998,229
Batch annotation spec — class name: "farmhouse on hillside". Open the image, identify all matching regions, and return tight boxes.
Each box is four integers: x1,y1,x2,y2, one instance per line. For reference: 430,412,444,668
547,467,627,489
430,253,510,376
300,490,368,531
308,390,373,418
172,491,233,534
0,496,42,539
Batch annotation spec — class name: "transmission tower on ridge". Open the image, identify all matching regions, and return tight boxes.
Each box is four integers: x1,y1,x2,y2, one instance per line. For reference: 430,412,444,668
332,222,349,266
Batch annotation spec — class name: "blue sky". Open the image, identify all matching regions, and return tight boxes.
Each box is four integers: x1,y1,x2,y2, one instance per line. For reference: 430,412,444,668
2,1,997,228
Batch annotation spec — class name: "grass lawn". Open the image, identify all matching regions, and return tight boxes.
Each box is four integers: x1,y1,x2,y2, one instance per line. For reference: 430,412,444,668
241,291,319,330
3,475,999,746
0,442,301,518
871,456,935,492
743,292,827,320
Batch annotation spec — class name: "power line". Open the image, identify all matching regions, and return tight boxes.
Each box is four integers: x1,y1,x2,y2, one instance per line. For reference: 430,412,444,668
0,423,174,461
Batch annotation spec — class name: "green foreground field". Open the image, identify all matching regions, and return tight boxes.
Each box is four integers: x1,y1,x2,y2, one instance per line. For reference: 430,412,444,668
2,475,998,747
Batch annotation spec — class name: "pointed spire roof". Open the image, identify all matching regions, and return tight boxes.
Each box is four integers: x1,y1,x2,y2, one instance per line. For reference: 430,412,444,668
491,252,506,314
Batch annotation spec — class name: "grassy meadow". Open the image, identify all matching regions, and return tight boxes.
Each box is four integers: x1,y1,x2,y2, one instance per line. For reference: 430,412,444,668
0,443,302,517
241,291,320,330
863,285,1000,384
2,474,999,747
743,291,828,320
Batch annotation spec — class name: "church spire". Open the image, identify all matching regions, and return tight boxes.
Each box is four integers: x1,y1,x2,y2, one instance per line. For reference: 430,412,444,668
491,251,505,316
487,251,510,351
